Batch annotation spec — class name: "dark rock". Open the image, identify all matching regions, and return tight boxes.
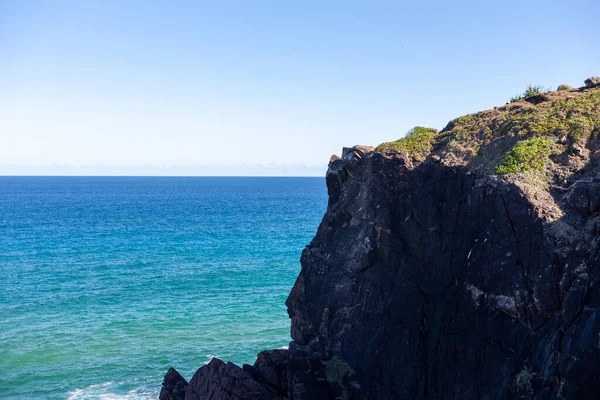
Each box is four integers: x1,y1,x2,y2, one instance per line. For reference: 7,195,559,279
341,145,374,162
252,349,291,391
584,76,600,88
160,368,188,400
285,355,331,400
284,152,600,399
571,143,585,157
178,351,333,400
524,93,550,104
566,180,600,213
185,358,276,400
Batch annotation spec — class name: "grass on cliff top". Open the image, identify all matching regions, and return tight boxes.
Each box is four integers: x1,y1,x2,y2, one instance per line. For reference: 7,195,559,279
370,86,600,182
438,88,600,176
509,85,549,103
495,137,552,175
446,89,600,143
376,126,438,159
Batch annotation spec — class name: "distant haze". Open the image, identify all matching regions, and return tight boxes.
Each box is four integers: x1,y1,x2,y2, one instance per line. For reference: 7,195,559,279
1,1,598,175
0,163,326,177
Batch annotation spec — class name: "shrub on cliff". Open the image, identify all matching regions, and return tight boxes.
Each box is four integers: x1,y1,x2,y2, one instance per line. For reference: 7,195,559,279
495,137,552,174
557,84,573,91
376,126,438,160
510,85,548,103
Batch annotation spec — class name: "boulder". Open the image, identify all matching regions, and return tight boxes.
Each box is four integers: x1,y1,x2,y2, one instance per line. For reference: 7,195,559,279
159,368,188,400
185,358,276,400
524,93,550,104
584,76,600,88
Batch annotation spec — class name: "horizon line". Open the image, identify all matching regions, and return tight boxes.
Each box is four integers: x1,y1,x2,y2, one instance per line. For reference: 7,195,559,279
0,174,325,178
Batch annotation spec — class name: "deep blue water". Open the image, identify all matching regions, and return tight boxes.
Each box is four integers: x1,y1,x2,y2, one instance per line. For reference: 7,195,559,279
0,176,327,399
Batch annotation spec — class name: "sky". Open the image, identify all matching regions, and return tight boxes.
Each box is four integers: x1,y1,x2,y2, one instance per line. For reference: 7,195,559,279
1,0,599,176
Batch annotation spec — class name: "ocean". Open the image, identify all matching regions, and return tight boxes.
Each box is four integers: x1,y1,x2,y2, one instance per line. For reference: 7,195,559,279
0,176,327,399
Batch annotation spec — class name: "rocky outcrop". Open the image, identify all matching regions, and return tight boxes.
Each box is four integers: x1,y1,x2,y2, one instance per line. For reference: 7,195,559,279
285,148,600,399
585,76,600,88
167,350,334,400
161,82,600,399
160,368,188,400
184,358,275,400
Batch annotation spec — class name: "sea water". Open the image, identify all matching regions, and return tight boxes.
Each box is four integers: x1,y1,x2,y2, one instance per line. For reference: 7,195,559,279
0,176,327,399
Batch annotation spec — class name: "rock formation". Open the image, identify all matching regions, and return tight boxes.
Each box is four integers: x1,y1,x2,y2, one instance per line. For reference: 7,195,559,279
585,77,600,88
161,79,600,399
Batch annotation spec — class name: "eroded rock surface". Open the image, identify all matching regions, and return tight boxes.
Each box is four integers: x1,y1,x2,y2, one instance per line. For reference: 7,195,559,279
585,76,600,88
160,367,188,400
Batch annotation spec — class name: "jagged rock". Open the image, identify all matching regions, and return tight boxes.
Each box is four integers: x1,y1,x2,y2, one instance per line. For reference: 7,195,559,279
285,153,600,399
585,76,600,88
284,354,331,399
185,358,276,400
325,158,347,206
341,146,374,162
566,180,600,213
160,368,188,400
180,351,333,400
246,349,331,397
251,349,291,391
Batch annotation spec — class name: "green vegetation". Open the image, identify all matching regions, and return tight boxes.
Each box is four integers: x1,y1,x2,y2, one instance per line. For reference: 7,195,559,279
542,91,600,140
376,126,438,159
557,84,573,91
325,356,354,398
443,111,501,141
510,85,548,103
495,137,552,174
506,90,600,141
446,90,600,143
373,84,600,180
326,356,353,382
514,367,534,396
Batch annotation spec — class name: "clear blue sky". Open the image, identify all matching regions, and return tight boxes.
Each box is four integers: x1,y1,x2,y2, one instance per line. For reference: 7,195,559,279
1,1,598,175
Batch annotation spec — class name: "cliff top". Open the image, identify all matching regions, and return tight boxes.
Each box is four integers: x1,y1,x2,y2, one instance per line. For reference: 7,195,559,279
366,77,600,221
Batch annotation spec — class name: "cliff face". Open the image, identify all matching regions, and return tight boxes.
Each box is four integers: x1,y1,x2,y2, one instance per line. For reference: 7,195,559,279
161,81,600,399
290,149,600,399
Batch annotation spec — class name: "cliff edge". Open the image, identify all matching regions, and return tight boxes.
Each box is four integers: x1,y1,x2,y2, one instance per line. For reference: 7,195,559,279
161,79,600,399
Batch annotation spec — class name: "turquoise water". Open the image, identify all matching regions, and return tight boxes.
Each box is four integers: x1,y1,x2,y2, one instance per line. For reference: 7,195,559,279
0,177,327,399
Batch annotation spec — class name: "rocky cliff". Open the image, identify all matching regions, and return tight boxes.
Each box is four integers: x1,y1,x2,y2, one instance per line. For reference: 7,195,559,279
161,79,600,399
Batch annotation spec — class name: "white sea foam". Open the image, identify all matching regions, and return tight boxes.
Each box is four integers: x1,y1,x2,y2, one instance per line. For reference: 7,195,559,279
204,354,220,364
67,381,155,400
